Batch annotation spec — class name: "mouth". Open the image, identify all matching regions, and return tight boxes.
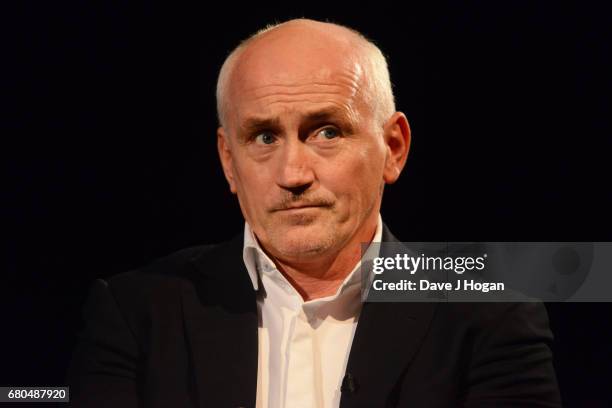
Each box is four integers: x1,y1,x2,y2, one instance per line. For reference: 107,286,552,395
272,204,330,212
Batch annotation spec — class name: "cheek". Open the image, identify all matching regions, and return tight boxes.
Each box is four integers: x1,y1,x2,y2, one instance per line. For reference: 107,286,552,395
356,141,387,181
355,145,387,204
232,159,275,211
232,162,258,205
325,147,384,205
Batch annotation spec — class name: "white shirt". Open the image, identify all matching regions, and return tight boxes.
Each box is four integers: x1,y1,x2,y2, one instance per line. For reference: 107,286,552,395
242,215,383,408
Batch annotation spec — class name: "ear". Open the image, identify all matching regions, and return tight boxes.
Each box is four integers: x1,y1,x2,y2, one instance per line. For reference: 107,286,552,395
382,112,411,184
217,127,237,194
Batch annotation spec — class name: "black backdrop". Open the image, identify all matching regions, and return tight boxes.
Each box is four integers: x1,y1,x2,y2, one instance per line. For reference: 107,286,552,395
3,1,611,406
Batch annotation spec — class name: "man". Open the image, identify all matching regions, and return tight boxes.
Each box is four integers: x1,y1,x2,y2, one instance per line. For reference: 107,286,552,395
69,19,561,407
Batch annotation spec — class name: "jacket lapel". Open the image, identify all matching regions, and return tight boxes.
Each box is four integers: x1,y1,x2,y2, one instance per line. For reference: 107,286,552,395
340,225,439,407
182,234,259,408
180,225,437,407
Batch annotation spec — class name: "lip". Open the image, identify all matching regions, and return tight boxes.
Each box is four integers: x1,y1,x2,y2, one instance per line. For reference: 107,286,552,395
275,205,326,212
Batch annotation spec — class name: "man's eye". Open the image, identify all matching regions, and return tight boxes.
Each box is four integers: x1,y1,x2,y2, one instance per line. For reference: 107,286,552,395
254,132,276,145
315,127,340,140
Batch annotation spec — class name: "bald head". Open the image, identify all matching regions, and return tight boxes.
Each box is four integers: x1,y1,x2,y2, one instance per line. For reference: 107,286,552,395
215,19,395,130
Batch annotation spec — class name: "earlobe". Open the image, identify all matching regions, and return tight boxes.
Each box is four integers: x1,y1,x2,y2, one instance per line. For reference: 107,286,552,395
217,127,237,194
382,112,411,184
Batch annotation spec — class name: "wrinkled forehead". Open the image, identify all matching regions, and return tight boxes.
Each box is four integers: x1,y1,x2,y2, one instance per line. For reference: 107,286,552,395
226,33,370,123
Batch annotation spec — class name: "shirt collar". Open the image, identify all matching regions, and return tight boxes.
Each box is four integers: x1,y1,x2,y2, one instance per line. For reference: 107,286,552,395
242,214,383,293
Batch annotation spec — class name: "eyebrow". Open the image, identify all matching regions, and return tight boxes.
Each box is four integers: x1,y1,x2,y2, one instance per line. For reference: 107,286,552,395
239,106,355,137
240,117,282,136
303,106,352,124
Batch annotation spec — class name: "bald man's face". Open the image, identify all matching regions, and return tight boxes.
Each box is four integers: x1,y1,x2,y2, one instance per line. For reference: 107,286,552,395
217,26,400,262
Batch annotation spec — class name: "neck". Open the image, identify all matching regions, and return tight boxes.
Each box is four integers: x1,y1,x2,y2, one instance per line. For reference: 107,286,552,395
271,220,378,301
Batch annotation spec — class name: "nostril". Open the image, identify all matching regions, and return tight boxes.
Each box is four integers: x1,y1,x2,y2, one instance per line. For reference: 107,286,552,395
286,184,311,197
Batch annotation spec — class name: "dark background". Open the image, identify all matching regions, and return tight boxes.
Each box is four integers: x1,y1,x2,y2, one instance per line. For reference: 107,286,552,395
3,1,611,406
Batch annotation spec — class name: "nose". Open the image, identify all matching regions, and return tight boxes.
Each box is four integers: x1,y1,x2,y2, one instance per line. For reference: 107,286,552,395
276,138,315,193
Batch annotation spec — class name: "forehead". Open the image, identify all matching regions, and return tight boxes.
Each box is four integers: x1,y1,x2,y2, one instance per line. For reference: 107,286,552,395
227,30,370,124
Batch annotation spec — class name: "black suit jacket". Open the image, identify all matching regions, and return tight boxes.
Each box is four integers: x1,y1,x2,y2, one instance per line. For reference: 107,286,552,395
68,226,561,407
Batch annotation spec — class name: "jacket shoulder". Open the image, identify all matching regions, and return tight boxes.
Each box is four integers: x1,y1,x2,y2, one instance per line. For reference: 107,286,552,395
99,242,228,324
107,239,237,289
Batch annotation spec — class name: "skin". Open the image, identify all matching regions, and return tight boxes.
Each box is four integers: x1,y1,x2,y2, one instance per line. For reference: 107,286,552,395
217,20,411,300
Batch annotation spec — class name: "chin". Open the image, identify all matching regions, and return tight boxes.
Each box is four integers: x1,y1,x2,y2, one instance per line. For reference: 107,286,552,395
270,223,338,259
